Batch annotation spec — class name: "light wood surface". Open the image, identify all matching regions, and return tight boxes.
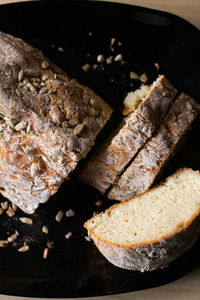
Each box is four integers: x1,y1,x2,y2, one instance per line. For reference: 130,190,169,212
0,0,200,299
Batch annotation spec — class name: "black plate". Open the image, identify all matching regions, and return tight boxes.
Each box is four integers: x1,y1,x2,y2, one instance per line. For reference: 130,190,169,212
0,0,200,298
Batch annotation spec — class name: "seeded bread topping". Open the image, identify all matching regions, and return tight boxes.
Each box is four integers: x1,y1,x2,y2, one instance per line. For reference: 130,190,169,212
0,31,112,213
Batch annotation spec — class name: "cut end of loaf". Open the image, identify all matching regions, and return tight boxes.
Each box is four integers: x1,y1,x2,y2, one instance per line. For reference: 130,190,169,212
85,168,200,247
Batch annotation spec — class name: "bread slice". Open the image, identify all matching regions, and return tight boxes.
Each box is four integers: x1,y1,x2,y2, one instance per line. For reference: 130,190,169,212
79,75,177,193
0,31,112,213
85,168,200,272
108,93,200,201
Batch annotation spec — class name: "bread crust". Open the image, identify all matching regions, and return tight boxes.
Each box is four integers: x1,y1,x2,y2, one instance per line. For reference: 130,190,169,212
108,93,200,201
85,168,200,271
79,75,177,193
0,31,112,213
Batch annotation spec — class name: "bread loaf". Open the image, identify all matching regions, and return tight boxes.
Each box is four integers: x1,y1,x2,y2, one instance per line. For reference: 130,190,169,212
85,168,200,271
0,31,112,213
108,93,200,201
79,75,176,193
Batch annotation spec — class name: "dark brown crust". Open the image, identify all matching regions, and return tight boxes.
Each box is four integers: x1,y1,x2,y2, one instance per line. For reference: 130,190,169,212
85,168,200,271
79,75,177,193
108,93,200,201
0,31,112,213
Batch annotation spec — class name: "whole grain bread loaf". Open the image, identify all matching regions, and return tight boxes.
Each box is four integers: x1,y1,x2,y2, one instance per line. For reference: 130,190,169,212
0,31,112,213
85,168,200,271
78,75,177,193
108,93,200,201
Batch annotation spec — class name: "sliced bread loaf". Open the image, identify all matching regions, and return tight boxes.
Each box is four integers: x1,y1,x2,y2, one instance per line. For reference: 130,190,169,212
108,93,200,201
79,75,176,193
85,168,200,272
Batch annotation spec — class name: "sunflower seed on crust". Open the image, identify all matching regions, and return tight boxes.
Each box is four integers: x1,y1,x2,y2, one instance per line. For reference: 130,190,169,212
74,123,84,135
18,69,24,82
15,121,27,131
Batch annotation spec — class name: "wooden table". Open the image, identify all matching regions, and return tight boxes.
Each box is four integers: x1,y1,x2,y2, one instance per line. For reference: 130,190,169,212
0,0,200,299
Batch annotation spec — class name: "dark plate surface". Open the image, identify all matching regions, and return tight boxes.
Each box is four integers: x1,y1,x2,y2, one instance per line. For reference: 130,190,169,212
0,0,200,298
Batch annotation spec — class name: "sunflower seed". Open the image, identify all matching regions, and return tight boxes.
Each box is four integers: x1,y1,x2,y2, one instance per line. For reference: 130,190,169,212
95,200,102,207
15,89,21,97
30,162,40,176
43,247,49,259
58,47,64,52
114,54,123,62
82,63,90,72
154,62,160,70
7,231,18,243
74,123,84,135
97,54,105,63
65,232,72,240
65,209,75,217
6,206,15,217
89,107,97,117
85,236,91,242
19,217,33,225
68,118,79,127
62,121,69,130
23,78,29,85
18,245,29,252
41,74,49,81
106,56,113,64
130,71,139,80
17,145,25,155
111,38,116,46
55,210,64,222
41,61,49,69
15,121,27,131
26,122,32,134
42,226,49,234
39,87,48,95
32,82,40,89
140,73,148,83
1,201,8,210
0,240,8,247
6,118,15,130
18,69,24,82
12,203,18,212
47,240,54,249
27,82,36,93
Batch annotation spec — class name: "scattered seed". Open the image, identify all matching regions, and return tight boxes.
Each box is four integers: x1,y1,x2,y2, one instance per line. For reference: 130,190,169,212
41,61,49,69
82,63,90,72
58,47,64,52
12,203,18,212
66,209,75,217
140,73,148,83
30,162,40,177
114,54,123,62
130,71,139,80
23,78,29,85
55,210,64,222
93,211,98,217
47,240,54,249
7,231,18,243
74,123,84,135
85,236,91,242
43,247,49,259
83,95,90,105
18,69,24,82
18,245,29,252
92,64,98,70
42,226,49,234
19,217,33,225
15,121,27,131
65,232,72,240
97,54,105,63
95,200,103,207
111,38,116,46
1,201,8,210
0,240,8,247
106,56,113,64
154,62,160,70
68,118,79,128
6,207,15,217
